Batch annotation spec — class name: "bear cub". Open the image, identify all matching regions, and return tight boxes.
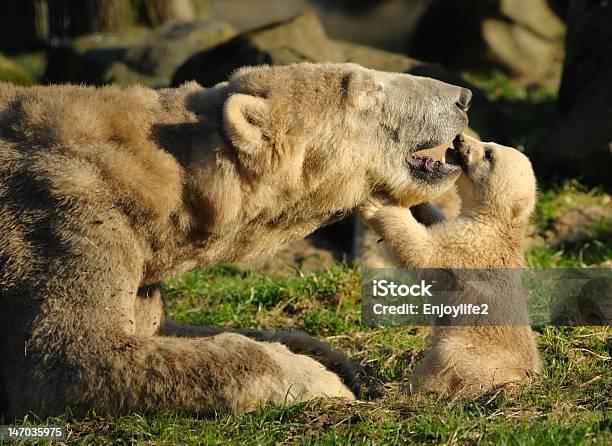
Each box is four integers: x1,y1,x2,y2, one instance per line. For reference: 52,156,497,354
359,134,542,396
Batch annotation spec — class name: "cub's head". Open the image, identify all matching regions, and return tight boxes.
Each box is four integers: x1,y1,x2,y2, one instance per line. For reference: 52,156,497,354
446,134,536,223
222,63,469,222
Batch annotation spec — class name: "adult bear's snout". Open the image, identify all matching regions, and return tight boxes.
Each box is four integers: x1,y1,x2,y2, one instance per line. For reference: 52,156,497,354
456,88,473,112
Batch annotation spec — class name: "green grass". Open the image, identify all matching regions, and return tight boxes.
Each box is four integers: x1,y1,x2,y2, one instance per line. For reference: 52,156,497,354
165,264,361,335
525,242,612,269
525,180,611,268
0,54,36,86
4,267,610,444
463,71,558,104
534,181,610,229
8,52,48,83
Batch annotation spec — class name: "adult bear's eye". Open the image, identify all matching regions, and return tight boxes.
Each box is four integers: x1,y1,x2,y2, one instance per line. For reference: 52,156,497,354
484,149,493,162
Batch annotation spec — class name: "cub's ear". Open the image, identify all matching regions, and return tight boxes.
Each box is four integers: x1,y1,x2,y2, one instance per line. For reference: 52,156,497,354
223,93,273,174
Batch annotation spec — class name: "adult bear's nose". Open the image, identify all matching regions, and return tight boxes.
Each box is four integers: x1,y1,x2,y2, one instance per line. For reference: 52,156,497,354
456,88,473,112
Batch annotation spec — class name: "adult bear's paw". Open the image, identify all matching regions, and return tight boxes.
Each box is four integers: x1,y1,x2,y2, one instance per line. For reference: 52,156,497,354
265,331,362,398
263,340,357,404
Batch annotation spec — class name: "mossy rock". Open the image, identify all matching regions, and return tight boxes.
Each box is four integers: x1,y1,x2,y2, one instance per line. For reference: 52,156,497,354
107,20,236,86
0,54,36,86
45,20,235,87
410,0,565,81
172,12,424,87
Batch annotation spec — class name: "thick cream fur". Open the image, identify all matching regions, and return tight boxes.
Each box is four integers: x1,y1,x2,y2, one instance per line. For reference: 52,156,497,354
0,63,469,416
359,135,542,396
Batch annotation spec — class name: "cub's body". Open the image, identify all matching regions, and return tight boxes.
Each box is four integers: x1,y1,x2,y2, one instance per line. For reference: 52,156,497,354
360,135,541,395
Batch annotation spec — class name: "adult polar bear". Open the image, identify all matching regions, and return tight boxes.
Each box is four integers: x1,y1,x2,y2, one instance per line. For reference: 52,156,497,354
0,63,470,417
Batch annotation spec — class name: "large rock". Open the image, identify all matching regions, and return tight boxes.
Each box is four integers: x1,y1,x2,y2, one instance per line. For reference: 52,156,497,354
210,0,429,53
173,12,369,87
45,20,235,87
309,0,431,53
172,12,502,140
536,70,612,188
409,0,565,82
482,19,562,81
142,0,213,26
45,26,150,85
336,41,423,73
500,0,565,40
170,11,442,84
535,0,612,188
107,20,235,86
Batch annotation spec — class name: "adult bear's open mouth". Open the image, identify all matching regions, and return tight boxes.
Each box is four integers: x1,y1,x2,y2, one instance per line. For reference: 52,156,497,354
407,153,460,179
408,132,464,179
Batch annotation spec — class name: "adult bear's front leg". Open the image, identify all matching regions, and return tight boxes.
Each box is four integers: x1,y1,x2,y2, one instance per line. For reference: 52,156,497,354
161,320,362,397
9,327,355,417
8,276,356,417
139,282,361,397
134,284,361,396
2,212,354,418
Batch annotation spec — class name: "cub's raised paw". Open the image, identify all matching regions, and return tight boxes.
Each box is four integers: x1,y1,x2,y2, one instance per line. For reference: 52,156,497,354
357,196,394,220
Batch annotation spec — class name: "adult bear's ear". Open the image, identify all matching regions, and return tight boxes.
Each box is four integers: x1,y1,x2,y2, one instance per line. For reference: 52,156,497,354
223,93,274,175
343,71,385,108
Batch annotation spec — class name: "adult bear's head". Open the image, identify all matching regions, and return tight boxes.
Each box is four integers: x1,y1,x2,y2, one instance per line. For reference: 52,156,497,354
223,63,467,206
184,63,469,261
